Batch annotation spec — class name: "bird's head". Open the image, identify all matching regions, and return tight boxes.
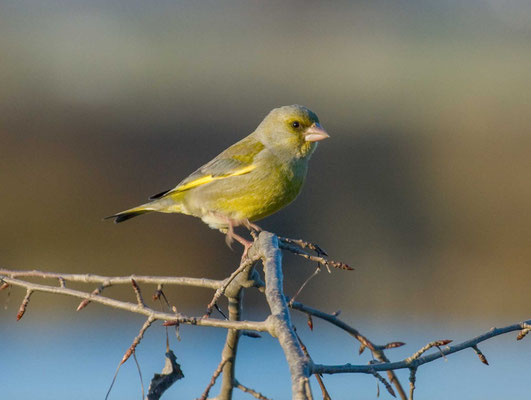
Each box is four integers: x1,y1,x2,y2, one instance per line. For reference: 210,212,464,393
256,105,329,158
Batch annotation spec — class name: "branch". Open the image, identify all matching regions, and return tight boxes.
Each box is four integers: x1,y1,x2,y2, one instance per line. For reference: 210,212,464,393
289,300,407,399
0,269,221,289
256,232,313,400
234,380,271,400
278,238,352,271
1,275,269,332
312,319,531,375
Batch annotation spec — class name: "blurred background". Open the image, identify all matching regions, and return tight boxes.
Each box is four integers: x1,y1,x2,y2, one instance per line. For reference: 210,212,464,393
1,1,530,398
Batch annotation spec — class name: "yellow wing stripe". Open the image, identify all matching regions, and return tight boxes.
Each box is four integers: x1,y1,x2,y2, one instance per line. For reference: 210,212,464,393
175,164,257,192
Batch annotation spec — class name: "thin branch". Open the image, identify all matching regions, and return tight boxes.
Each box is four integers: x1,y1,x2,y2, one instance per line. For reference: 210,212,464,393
408,367,417,400
131,279,146,308
278,237,328,257
369,369,396,398
0,269,222,289
77,282,111,311
234,380,271,400
16,289,33,320
278,240,352,271
132,352,146,399
312,319,531,375
204,256,255,317
295,329,331,400
472,345,489,365
1,276,269,332
199,358,229,400
288,267,322,306
121,317,155,365
405,340,452,363
288,300,407,400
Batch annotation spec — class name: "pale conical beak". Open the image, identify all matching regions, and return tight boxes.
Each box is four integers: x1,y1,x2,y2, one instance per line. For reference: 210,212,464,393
304,122,330,142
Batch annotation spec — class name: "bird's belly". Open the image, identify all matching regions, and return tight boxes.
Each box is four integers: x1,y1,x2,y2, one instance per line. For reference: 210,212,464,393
186,166,305,228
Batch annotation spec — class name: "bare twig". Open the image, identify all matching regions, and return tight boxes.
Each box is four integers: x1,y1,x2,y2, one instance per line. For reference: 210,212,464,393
278,237,328,256
312,320,531,375
234,380,271,400
278,240,352,271
369,369,396,397
131,279,146,308
295,329,331,400
0,269,222,289
16,289,33,321
405,340,452,363
77,282,110,311
121,316,155,365
199,358,229,400
472,345,489,365
408,367,417,400
2,275,269,332
204,256,255,317
288,267,321,306
132,352,145,399
288,299,407,399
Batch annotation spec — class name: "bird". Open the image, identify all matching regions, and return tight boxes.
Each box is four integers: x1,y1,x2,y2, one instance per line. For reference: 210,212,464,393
105,104,329,255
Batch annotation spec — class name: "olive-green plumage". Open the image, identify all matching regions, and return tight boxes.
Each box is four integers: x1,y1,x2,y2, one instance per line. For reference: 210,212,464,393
106,105,329,232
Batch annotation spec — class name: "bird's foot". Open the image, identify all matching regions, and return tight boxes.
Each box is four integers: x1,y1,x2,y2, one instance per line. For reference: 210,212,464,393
224,220,253,259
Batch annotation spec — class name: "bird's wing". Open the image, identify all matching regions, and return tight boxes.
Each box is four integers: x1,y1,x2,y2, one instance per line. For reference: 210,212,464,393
150,136,265,199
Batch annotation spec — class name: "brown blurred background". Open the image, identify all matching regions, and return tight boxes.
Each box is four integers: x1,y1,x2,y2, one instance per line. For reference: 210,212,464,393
1,1,530,327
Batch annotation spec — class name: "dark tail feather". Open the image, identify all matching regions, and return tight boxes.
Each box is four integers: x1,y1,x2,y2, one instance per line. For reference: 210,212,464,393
104,210,151,223
149,188,171,200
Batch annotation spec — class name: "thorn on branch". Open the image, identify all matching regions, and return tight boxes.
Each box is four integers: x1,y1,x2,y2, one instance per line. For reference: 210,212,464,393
359,342,367,355
121,317,154,365
472,345,489,365
16,289,33,321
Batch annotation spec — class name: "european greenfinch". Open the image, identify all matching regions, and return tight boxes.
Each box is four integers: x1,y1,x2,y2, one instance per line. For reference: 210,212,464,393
106,105,329,251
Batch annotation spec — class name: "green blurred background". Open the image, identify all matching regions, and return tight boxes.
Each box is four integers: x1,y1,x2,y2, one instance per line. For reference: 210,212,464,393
1,1,530,398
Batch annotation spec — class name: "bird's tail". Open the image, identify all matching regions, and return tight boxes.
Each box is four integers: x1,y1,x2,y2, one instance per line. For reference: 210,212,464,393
105,203,157,223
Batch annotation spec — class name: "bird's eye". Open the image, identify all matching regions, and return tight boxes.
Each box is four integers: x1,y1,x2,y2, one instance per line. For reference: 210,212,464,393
291,121,300,129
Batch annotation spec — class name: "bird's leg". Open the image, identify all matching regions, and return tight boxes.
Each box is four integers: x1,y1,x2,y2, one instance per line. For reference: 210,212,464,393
224,219,253,259
243,219,262,235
